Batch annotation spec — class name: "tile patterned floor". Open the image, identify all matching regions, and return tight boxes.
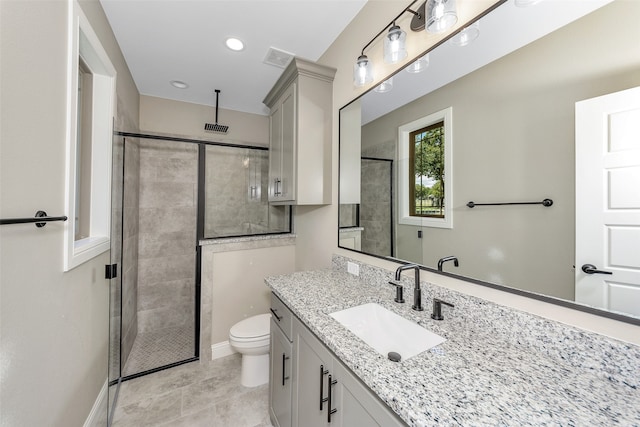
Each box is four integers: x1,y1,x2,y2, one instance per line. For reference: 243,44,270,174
123,326,195,377
112,354,272,427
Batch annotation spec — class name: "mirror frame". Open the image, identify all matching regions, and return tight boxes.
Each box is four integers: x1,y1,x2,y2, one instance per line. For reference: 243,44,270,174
337,0,640,327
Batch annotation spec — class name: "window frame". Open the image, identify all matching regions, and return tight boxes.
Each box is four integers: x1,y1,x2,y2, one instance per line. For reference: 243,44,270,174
409,121,445,219
398,107,453,229
64,2,116,271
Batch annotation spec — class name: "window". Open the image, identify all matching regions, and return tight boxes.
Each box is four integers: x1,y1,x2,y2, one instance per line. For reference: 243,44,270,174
75,59,92,241
409,122,445,218
398,107,453,229
64,2,116,271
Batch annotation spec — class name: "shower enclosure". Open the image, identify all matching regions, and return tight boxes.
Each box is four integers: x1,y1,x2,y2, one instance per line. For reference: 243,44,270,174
108,132,291,420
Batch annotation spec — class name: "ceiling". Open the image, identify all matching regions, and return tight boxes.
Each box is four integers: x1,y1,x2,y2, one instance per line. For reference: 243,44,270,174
99,0,367,116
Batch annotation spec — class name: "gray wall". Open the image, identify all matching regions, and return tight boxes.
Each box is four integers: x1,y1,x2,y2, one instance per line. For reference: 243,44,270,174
362,0,640,300
137,140,198,334
0,0,139,425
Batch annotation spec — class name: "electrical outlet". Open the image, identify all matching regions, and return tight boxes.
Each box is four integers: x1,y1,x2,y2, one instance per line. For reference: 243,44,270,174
347,261,360,276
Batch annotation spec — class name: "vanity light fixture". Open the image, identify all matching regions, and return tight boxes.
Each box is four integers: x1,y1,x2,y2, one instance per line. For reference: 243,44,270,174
450,21,479,46
225,37,244,51
170,80,189,89
374,77,394,93
406,53,430,73
353,0,460,87
353,0,420,87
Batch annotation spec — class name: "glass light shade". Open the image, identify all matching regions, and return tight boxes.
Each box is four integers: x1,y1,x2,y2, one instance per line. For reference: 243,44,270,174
383,25,408,64
514,0,542,7
353,55,374,87
426,0,458,34
450,22,479,47
406,53,430,73
374,77,394,93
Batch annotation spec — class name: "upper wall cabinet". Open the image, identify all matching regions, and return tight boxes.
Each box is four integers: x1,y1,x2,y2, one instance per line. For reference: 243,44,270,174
263,58,336,205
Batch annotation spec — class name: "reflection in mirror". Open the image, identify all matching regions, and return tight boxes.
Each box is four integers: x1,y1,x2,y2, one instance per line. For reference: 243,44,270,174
338,0,640,321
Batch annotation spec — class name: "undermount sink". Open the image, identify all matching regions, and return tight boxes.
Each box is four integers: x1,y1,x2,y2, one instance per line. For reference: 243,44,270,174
329,303,445,361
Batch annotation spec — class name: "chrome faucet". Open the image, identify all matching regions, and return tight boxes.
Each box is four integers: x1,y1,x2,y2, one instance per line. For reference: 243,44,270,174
437,256,459,272
394,264,423,311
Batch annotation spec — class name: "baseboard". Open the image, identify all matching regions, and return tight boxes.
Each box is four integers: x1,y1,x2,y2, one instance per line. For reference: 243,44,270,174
84,379,108,427
211,340,236,360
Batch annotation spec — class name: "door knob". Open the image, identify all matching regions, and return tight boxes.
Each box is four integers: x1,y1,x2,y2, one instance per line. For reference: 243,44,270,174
581,264,613,275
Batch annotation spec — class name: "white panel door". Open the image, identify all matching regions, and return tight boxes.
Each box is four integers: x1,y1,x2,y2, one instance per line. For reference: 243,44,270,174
575,86,640,317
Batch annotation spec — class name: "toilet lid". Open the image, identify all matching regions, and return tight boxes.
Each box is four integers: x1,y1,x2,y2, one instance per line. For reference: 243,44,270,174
230,313,271,339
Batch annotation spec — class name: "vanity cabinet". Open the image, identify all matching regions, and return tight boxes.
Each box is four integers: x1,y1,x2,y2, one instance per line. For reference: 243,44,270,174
270,294,293,427
263,58,336,205
269,292,405,427
292,318,405,427
270,319,292,427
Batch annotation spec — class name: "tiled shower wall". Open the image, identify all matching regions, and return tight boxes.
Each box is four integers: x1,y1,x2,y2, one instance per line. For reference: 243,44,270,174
121,137,141,368
204,146,288,238
361,143,395,257
136,140,197,335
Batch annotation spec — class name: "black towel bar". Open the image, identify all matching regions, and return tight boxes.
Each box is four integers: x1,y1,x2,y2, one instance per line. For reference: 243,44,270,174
466,199,553,208
0,210,68,228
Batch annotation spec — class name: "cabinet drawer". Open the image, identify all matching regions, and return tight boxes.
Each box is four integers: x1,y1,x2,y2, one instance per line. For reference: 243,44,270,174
270,293,293,341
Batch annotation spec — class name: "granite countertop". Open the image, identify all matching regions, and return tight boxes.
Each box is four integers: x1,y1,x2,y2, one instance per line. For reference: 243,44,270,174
265,260,640,427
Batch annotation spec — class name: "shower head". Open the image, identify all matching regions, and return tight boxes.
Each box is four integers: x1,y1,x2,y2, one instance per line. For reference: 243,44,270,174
205,89,229,134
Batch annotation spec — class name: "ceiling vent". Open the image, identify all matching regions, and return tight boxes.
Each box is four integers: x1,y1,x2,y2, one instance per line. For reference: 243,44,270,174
263,47,294,69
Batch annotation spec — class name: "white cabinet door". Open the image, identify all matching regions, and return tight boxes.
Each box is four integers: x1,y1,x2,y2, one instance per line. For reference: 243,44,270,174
333,362,406,427
293,319,333,427
270,320,292,427
268,83,296,202
279,83,296,202
268,99,283,201
292,318,406,427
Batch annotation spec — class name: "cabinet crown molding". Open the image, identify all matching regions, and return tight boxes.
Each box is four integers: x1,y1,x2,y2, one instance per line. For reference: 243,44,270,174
263,57,336,109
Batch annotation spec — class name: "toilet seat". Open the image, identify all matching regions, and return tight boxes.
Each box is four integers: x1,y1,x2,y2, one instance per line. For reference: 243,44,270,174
229,313,271,340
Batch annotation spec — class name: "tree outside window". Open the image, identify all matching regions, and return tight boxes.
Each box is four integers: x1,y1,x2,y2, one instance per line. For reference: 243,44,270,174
409,121,445,218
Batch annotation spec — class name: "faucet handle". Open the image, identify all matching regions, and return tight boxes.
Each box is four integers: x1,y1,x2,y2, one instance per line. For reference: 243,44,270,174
388,281,405,303
431,298,454,320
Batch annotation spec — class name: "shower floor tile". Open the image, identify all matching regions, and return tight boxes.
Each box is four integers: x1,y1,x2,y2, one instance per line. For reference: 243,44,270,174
123,326,195,377
113,354,272,427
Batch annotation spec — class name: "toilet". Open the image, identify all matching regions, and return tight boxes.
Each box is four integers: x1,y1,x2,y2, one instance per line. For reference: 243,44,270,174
229,313,271,387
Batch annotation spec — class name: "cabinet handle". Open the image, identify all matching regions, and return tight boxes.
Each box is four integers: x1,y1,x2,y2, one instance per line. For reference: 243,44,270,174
269,308,282,321
327,374,337,423
319,364,329,410
274,178,282,196
282,353,290,386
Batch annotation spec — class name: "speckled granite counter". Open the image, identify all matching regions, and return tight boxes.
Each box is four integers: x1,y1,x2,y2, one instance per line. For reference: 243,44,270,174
265,255,640,427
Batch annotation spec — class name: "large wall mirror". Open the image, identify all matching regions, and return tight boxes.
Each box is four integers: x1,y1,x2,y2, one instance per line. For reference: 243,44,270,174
338,0,640,323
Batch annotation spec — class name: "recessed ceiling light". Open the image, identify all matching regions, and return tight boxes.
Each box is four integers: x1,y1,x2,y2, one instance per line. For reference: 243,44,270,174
170,80,189,89
225,37,244,52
